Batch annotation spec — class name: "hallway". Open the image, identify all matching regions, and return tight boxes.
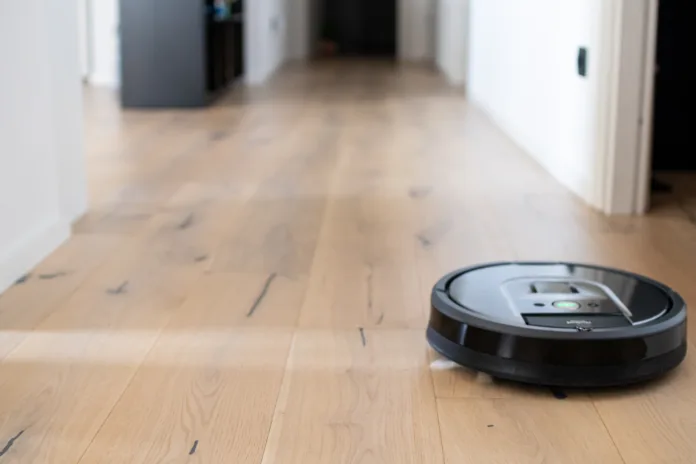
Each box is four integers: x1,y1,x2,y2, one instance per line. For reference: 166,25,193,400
1,62,695,462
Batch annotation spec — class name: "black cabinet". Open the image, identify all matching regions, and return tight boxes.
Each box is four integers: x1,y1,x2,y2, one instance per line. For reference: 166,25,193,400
120,0,240,108
231,0,244,77
207,18,235,93
232,12,244,77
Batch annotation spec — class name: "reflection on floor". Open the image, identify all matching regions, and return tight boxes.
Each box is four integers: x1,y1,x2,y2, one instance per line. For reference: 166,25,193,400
0,62,695,463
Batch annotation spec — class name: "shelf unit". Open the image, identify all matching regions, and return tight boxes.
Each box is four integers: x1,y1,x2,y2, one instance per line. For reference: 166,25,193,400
119,0,240,108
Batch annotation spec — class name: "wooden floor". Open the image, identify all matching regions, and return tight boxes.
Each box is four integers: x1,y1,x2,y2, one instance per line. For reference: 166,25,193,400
1,62,696,463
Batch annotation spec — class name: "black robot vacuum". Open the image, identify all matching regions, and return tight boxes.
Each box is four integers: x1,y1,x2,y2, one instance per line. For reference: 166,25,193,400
427,262,687,387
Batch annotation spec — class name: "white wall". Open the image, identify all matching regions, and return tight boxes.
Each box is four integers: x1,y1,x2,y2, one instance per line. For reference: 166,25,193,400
436,0,469,85
400,0,437,62
246,0,288,84
0,0,86,293
271,0,288,72
287,0,310,60
49,0,89,223
468,0,604,205
88,0,120,87
77,0,90,79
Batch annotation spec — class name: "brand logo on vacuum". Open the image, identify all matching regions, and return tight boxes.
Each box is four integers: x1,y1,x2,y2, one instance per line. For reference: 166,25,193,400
566,320,592,326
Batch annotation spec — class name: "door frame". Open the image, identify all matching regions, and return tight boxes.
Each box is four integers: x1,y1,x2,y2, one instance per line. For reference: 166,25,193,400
77,0,93,81
595,0,658,215
634,0,659,214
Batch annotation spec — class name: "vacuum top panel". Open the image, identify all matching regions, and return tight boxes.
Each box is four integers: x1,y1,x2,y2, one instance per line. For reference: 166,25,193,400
441,262,674,330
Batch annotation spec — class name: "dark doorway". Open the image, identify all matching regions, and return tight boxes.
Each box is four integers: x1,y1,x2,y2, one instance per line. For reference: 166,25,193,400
649,1,696,211
651,0,694,171
320,0,397,57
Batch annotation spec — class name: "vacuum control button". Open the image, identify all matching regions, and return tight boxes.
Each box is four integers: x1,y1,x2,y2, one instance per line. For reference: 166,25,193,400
553,301,581,310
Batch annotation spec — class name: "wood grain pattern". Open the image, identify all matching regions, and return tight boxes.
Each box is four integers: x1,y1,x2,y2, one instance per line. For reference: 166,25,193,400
591,345,696,464
0,62,695,463
76,272,303,463
76,329,293,464
0,256,199,462
260,330,444,464
437,397,624,463
0,235,123,359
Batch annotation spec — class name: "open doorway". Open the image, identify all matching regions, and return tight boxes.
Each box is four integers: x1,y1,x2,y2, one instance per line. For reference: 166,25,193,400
604,1,695,215
317,0,397,57
648,0,695,213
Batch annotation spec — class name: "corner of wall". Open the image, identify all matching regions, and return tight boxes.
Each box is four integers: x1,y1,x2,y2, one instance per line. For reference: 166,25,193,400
62,196,89,225
0,219,71,295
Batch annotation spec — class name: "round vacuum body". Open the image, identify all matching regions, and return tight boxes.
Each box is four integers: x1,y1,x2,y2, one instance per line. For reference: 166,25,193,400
427,262,687,387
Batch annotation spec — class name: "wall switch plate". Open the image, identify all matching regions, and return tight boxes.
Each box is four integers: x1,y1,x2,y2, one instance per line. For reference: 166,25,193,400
578,47,588,77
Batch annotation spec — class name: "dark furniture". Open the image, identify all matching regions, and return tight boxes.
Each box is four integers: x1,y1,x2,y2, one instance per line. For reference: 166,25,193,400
120,0,242,108
232,0,244,77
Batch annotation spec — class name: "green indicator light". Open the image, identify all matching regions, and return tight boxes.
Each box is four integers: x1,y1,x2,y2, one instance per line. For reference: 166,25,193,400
553,301,580,310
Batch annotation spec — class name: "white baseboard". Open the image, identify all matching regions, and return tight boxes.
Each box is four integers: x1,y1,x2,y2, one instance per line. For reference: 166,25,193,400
62,198,89,226
0,219,71,295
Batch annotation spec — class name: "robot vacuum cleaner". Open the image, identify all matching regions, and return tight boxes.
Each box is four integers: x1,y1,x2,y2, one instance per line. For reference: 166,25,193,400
427,262,687,387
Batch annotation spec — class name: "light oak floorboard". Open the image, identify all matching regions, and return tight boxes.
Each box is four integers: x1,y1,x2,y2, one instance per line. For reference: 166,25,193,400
1,62,695,463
